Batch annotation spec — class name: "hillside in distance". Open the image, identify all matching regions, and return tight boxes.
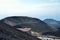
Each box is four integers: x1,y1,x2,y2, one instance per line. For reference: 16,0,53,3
43,19,60,29
43,19,60,37
1,16,56,33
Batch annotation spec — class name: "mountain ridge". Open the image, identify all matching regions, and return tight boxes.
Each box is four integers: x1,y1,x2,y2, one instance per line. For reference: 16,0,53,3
1,16,56,33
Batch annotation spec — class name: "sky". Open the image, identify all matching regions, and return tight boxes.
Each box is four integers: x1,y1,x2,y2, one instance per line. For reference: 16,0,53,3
0,0,60,20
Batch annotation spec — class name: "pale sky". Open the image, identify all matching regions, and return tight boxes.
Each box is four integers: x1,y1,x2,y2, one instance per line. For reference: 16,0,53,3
0,0,60,20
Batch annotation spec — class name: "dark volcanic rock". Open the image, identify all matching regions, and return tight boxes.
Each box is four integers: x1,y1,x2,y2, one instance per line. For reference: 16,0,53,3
1,16,56,32
0,21,40,40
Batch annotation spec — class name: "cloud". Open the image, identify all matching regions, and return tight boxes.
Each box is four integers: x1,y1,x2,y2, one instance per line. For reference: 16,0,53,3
0,0,60,20
0,0,60,13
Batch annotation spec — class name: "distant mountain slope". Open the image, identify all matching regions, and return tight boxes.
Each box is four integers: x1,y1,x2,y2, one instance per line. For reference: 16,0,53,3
43,19,60,37
43,19,60,29
1,16,56,33
0,21,40,40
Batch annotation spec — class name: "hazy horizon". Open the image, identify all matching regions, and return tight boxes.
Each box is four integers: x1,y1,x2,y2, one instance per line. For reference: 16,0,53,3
0,0,60,20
